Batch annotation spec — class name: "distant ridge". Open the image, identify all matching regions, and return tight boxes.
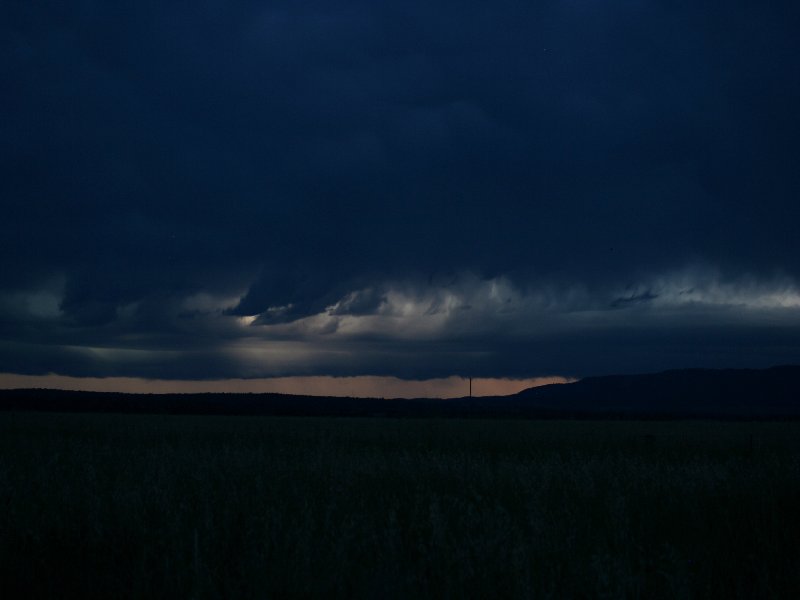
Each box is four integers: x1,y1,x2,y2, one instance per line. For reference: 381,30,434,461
1,365,799,419
510,365,800,417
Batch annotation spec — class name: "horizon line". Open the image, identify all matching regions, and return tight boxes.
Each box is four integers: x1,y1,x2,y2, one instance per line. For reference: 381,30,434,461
0,374,575,399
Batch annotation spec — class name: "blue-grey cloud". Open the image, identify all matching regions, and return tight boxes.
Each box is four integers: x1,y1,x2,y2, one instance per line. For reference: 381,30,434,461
2,1,799,380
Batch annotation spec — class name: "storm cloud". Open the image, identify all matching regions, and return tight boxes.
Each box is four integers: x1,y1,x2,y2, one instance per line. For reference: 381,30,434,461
2,1,800,382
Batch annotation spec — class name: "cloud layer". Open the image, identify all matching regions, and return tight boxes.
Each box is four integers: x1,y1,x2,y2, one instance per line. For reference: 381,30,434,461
2,268,799,380
2,1,799,381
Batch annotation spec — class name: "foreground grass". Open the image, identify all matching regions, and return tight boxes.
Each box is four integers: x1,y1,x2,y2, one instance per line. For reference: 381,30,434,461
0,413,799,598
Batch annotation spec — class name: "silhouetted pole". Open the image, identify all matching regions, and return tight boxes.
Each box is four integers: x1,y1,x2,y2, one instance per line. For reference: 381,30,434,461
469,376,472,398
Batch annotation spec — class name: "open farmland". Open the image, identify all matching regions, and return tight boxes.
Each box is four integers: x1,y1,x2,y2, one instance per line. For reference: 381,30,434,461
1,413,799,598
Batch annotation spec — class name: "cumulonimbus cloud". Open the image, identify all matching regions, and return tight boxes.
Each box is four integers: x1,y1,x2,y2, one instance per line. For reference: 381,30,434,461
2,2,799,382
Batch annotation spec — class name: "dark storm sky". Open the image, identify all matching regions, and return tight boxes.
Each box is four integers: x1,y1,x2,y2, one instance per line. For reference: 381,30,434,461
2,0,800,382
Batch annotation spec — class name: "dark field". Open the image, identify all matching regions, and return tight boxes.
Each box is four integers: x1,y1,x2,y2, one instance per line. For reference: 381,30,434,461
1,413,799,598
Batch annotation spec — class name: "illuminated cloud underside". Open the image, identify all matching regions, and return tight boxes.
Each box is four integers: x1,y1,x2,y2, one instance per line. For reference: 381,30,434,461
1,267,799,386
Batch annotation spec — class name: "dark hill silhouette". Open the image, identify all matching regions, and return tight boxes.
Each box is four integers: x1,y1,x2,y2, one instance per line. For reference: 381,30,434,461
509,365,800,417
0,365,798,419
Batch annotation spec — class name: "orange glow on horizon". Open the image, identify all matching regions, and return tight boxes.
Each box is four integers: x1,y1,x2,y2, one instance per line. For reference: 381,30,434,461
0,373,575,399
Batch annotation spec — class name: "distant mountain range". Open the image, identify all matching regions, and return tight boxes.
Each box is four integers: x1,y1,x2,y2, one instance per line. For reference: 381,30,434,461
1,365,799,419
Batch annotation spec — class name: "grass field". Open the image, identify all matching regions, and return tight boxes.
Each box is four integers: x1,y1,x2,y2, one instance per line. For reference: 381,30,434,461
1,413,799,598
